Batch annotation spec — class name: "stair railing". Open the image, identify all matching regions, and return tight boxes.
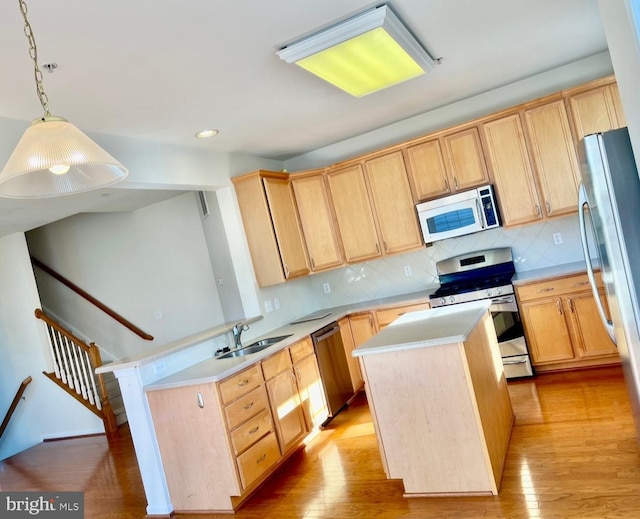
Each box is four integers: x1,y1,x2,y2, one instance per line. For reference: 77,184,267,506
35,308,118,438
31,256,153,341
0,376,32,440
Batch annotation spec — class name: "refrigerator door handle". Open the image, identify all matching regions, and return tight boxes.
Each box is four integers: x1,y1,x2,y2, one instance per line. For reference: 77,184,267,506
578,183,616,344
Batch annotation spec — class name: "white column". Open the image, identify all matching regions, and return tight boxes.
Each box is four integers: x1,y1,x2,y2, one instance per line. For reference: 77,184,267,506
114,366,173,516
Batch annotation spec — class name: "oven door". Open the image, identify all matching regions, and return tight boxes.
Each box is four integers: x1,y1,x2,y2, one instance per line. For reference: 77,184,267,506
491,295,534,378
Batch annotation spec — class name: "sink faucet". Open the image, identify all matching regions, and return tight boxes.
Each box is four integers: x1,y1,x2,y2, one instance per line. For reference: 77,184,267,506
232,322,249,349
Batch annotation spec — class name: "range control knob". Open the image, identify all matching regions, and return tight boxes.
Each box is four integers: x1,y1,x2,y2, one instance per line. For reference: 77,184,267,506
448,296,456,304
439,298,446,306
495,287,503,295
487,289,493,297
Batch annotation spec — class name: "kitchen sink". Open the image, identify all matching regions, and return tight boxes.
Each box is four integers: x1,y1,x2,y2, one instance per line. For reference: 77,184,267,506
216,334,293,359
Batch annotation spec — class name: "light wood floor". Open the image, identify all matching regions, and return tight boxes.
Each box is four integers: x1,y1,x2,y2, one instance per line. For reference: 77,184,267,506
2,366,640,518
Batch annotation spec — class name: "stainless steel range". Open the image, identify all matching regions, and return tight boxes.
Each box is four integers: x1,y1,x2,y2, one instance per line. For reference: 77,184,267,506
430,247,534,379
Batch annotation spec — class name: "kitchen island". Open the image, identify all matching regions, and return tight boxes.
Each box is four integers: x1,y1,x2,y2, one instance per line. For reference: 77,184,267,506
354,300,514,496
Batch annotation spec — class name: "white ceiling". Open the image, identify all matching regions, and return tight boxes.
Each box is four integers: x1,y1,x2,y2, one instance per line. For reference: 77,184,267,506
0,0,607,234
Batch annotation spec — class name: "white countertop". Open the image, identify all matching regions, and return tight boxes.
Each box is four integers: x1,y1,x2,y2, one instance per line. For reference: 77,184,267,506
353,300,491,357
143,289,437,391
513,259,597,285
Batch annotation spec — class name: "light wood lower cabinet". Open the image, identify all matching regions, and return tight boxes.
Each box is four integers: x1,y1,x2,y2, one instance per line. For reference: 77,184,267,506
339,317,364,393
262,349,306,454
290,337,329,429
146,344,327,513
516,272,619,372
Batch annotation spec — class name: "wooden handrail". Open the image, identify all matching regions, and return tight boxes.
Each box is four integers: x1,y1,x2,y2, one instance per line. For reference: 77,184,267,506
31,256,153,341
0,376,32,440
35,309,94,354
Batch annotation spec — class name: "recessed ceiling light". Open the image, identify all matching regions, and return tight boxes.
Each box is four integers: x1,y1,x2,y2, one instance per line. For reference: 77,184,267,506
195,129,219,139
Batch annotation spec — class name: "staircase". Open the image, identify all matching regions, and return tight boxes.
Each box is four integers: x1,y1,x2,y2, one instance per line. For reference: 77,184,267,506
35,308,122,437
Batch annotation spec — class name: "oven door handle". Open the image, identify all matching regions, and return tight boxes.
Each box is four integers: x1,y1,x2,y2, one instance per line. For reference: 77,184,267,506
503,358,529,365
491,296,514,304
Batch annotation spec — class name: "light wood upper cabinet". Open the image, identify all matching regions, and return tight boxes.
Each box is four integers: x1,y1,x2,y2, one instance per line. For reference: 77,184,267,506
232,170,309,287
523,99,582,217
326,163,382,263
568,81,626,140
482,113,542,226
363,150,423,255
442,126,491,192
404,137,451,200
404,126,489,202
290,171,343,272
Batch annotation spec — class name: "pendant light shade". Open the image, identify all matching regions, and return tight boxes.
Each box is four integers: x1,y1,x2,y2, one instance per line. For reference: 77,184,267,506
0,0,129,199
0,116,129,198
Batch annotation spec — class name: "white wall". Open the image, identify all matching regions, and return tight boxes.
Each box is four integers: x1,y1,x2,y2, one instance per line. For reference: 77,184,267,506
598,0,640,173
26,193,225,361
0,233,102,461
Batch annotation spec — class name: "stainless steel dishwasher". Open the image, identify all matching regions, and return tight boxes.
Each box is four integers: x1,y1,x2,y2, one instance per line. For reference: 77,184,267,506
311,322,353,423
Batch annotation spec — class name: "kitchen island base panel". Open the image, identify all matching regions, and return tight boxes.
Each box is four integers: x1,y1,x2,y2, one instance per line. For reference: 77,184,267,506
359,311,513,496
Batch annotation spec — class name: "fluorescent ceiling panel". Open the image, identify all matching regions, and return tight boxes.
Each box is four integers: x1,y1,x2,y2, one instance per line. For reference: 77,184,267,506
277,5,434,97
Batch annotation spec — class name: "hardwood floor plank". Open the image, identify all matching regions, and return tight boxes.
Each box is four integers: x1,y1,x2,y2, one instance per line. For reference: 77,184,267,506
2,366,640,518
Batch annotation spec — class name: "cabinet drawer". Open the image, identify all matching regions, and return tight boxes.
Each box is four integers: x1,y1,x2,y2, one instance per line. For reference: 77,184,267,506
237,431,280,489
289,337,314,364
225,385,269,430
230,408,272,455
516,272,601,301
219,364,263,404
376,302,430,328
262,349,292,380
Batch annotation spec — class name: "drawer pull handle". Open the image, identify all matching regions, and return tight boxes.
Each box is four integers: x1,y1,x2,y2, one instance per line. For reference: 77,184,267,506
197,392,204,408
538,287,555,293
237,379,249,387
257,453,267,464
243,402,255,410
573,281,589,287
249,426,260,434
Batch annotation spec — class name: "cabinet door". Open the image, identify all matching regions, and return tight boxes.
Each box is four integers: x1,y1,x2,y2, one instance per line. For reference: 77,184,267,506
233,173,287,286
326,164,381,263
364,151,423,254
338,317,364,392
349,312,378,347
568,84,624,139
520,298,575,365
263,177,309,280
290,172,344,272
524,100,581,217
265,370,306,454
294,354,328,430
442,126,490,191
404,138,451,200
482,113,542,226
567,290,618,359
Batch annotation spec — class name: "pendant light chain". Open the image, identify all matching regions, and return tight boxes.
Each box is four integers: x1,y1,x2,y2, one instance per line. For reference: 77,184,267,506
18,0,50,117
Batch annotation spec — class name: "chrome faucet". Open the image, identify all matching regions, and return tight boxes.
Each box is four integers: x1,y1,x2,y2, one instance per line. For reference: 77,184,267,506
232,322,249,349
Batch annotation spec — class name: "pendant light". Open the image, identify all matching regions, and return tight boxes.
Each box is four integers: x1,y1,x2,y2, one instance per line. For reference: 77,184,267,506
0,0,128,199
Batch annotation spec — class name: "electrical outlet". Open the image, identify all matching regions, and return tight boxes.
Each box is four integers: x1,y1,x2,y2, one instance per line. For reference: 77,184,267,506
153,361,166,375
553,232,563,245
153,309,163,320
322,282,331,294
404,265,412,276
274,297,280,310
264,299,274,312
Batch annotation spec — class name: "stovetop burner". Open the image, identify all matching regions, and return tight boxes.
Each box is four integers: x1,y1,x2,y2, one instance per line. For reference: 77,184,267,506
429,247,516,307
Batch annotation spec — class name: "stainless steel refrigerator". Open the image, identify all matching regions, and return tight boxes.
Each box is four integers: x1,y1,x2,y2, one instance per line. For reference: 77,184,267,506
578,126,640,439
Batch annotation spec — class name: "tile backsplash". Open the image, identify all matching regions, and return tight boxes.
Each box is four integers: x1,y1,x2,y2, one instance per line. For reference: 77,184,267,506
309,213,585,307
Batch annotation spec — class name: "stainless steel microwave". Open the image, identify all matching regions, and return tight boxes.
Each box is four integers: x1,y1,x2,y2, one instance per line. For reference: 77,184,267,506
416,185,501,243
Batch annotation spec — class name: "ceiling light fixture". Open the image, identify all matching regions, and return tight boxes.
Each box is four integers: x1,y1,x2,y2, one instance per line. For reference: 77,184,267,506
276,4,436,97
195,129,219,139
0,0,128,199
